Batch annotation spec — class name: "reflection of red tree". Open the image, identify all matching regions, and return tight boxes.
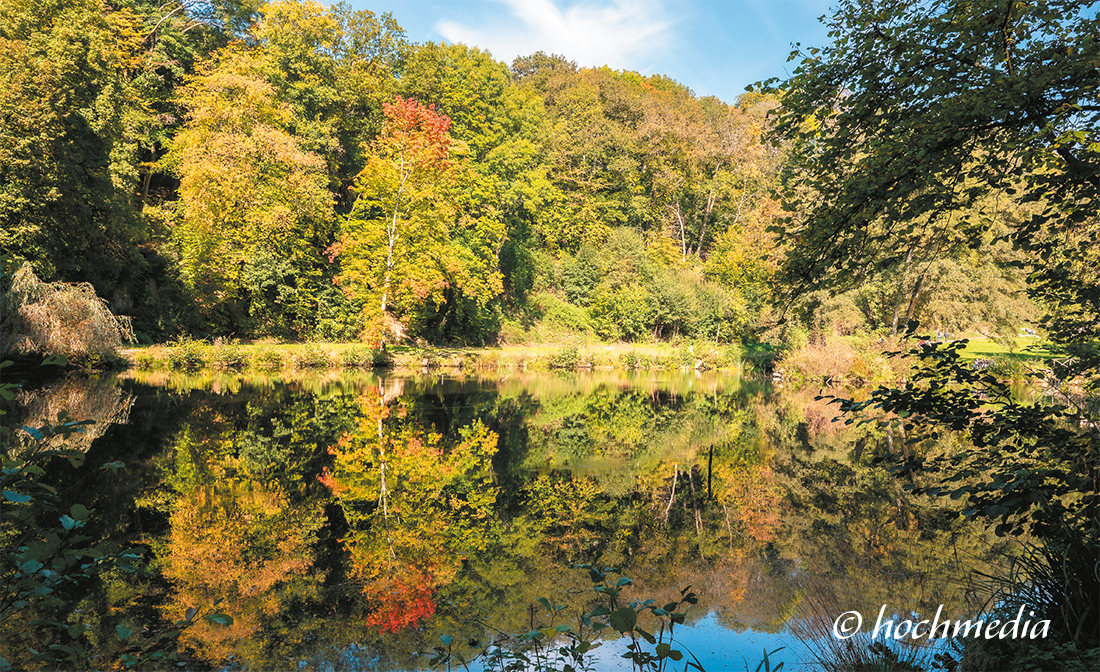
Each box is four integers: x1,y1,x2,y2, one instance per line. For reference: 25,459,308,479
363,568,437,633
317,466,346,495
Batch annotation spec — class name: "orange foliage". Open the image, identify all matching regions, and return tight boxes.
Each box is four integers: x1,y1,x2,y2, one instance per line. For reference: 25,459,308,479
160,482,321,661
717,464,783,543
362,567,438,633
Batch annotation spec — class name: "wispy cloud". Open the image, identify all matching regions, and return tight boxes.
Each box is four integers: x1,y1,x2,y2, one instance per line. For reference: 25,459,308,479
436,0,674,71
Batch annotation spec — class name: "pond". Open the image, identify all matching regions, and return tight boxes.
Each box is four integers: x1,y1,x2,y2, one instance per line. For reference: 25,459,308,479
1,367,1010,670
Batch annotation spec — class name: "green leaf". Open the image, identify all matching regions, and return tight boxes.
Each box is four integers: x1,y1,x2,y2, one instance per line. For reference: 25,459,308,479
3,490,32,503
608,607,637,633
115,624,132,640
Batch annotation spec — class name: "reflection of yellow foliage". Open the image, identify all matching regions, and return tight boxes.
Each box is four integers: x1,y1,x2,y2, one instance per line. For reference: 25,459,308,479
161,481,322,661
322,389,498,632
715,463,782,543
522,475,610,554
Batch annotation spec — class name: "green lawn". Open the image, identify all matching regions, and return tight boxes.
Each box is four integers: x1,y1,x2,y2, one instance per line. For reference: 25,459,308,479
956,334,1060,362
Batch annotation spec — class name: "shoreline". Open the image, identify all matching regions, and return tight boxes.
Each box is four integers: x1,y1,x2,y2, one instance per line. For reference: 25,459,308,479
119,340,752,375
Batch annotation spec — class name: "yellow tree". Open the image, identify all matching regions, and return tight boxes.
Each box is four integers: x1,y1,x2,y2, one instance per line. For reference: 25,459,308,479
164,47,334,333
319,389,498,632
334,96,503,341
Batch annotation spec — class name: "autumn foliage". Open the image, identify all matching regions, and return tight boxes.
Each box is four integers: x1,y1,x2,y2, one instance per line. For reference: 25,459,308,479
378,97,452,171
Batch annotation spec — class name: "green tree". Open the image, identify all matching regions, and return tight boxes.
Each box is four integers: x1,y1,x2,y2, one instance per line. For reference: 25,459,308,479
766,0,1099,659
765,0,1098,340
0,0,145,285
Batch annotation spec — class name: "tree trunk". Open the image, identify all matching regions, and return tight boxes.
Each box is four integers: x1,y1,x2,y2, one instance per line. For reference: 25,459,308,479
904,272,926,330
890,247,916,337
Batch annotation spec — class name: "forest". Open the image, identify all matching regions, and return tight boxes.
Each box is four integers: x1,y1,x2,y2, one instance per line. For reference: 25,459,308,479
1,0,1098,670
0,0,1060,350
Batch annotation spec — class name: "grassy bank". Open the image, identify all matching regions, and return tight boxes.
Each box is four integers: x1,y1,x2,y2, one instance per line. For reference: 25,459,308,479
775,331,1063,387
122,338,747,374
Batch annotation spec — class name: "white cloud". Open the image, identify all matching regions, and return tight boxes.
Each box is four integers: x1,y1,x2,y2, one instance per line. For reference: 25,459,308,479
436,0,674,71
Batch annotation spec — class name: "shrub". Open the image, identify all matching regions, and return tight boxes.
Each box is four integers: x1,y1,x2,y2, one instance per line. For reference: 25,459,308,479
549,344,579,369
988,355,1029,380
133,347,165,370
0,263,133,364
562,246,603,305
620,350,641,369
340,344,374,368
210,339,246,370
292,345,330,369
252,348,285,370
592,284,653,341
532,292,593,334
165,336,207,370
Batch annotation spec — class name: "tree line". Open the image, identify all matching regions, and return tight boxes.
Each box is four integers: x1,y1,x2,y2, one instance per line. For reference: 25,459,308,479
0,0,785,346
3,0,1046,350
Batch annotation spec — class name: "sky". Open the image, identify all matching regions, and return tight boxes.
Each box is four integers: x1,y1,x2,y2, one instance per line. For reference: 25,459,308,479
342,0,836,104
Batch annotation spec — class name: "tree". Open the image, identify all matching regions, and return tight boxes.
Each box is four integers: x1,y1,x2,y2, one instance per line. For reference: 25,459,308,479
765,0,1099,657
335,96,504,342
765,0,1098,340
0,0,145,286
165,47,335,334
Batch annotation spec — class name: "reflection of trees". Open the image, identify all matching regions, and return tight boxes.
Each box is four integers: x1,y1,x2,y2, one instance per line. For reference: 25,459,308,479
324,387,498,634
151,386,356,665
2,378,133,453
162,479,322,660
775,442,1012,635
111,371,1015,669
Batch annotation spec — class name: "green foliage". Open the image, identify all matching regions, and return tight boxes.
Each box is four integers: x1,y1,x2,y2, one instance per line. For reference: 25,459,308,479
829,337,1099,648
532,292,593,335
165,335,207,370
292,344,330,369
768,1,1100,658
549,345,580,370
251,347,286,370
210,339,247,370
335,95,505,343
592,284,654,342
0,0,145,286
339,344,375,368
765,0,1098,341
0,363,233,670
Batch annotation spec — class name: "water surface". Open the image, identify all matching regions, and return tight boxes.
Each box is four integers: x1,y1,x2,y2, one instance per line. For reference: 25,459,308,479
1,368,1006,670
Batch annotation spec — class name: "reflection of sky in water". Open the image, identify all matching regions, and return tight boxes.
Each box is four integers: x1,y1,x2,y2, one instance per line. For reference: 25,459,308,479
582,614,794,671
446,615,796,672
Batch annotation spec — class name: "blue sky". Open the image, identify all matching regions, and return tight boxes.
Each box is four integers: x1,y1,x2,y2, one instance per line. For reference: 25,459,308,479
342,0,836,103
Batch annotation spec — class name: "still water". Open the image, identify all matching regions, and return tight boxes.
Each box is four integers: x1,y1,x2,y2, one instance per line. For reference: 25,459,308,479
2,368,1006,670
